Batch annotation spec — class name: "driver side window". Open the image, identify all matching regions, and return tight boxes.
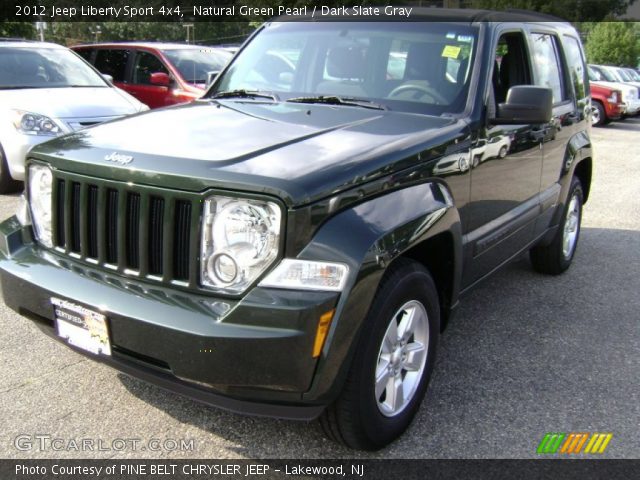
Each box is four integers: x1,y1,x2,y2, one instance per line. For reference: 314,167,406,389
133,52,168,85
490,32,533,113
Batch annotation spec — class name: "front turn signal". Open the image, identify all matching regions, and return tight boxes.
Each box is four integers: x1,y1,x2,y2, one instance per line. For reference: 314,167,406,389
312,310,335,358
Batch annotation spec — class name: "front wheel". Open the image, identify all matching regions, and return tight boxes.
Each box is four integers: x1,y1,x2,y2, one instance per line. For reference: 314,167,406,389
320,259,440,450
530,176,583,274
591,101,607,127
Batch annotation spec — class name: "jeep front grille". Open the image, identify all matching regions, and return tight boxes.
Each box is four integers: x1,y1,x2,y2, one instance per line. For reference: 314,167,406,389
51,171,201,288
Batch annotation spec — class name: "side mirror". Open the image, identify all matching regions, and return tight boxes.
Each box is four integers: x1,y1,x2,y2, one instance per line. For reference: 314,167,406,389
492,86,553,124
150,72,171,87
206,71,221,87
101,73,114,83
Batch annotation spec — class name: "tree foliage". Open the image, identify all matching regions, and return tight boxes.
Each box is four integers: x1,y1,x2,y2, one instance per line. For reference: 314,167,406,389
0,22,36,39
470,0,637,21
585,21,639,66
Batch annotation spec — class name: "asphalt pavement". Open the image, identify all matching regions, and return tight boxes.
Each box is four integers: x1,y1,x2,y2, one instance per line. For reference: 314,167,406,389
0,119,638,459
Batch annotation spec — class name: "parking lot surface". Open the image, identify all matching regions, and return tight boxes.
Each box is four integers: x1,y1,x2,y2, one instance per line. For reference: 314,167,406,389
0,119,638,459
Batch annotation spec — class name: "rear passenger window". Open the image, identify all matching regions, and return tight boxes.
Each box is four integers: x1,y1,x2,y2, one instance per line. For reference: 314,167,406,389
531,34,566,104
75,49,93,62
94,50,129,82
133,52,168,85
563,36,587,100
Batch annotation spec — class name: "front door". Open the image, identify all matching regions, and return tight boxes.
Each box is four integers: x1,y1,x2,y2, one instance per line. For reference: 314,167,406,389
463,29,543,287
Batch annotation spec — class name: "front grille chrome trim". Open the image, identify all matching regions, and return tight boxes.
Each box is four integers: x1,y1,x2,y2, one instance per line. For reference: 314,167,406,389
51,171,201,290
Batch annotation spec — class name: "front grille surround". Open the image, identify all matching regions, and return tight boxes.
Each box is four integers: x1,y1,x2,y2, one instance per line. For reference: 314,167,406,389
50,170,202,289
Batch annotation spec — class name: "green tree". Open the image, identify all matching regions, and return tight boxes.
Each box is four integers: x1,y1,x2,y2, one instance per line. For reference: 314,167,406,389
0,22,36,39
585,21,639,66
470,0,637,21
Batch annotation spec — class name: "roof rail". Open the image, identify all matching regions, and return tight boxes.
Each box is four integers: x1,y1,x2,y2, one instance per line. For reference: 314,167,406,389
504,8,566,22
0,38,39,42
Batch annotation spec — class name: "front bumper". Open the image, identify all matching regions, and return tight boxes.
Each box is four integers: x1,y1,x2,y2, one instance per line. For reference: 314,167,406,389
621,98,640,115
0,217,338,420
1,131,54,181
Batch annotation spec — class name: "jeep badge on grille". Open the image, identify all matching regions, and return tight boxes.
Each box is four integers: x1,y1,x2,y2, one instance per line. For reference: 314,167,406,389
104,152,133,165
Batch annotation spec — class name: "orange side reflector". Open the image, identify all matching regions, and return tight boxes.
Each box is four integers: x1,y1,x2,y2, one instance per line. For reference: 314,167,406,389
312,310,335,358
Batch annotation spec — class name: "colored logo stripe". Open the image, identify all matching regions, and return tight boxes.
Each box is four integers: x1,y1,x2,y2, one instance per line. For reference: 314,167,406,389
538,433,612,454
584,433,613,454
537,433,566,454
560,433,589,454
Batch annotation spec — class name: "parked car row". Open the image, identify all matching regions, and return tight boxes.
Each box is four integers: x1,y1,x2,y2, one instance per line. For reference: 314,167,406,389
72,42,232,109
0,39,233,192
588,63,640,126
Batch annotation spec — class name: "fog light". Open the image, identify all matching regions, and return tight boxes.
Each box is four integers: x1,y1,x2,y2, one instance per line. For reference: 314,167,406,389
208,252,238,284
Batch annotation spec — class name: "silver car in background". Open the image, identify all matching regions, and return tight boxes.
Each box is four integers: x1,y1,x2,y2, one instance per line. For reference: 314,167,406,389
0,40,148,192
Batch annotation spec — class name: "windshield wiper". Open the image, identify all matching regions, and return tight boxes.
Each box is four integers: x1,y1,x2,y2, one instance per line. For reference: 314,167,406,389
210,89,278,101
287,95,387,110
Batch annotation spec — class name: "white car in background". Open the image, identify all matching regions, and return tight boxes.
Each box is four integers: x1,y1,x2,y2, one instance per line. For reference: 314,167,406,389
0,40,148,192
588,65,640,117
599,64,640,90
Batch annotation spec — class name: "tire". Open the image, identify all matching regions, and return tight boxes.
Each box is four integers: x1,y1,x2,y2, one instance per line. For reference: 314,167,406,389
498,145,508,158
320,258,440,450
591,101,606,127
0,143,22,194
530,176,583,275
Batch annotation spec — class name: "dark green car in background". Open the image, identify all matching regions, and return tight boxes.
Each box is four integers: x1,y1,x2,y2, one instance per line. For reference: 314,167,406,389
0,10,593,450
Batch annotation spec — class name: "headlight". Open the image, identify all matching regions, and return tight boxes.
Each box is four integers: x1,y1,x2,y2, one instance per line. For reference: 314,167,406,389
12,110,61,136
260,259,349,292
28,164,54,247
200,196,281,293
15,194,31,226
607,92,619,104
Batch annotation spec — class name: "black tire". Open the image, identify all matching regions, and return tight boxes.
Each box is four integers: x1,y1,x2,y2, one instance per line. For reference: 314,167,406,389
591,101,607,127
530,176,583,275
320,258,440,450
0,143,22,194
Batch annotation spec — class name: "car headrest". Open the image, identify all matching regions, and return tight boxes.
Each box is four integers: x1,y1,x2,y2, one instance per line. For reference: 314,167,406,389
326,45,366,80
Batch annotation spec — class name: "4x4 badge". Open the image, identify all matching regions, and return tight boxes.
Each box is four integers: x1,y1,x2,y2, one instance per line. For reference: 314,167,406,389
104,152,133,165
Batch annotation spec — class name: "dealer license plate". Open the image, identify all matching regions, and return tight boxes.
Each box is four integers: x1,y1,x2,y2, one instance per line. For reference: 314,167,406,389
52,297,111,356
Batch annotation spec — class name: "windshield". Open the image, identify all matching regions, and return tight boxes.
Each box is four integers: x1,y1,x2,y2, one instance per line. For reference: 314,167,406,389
626,69,640,81
590,65,616,82
615,68,632,81
163,49,232,84
599,67,619,82
211,22,479,115
600,67,624,82
0,47,107,89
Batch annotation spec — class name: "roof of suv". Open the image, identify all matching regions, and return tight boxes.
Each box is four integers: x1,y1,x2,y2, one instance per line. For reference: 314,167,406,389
273,7,567,24
73,42,223,51
0,39,64,49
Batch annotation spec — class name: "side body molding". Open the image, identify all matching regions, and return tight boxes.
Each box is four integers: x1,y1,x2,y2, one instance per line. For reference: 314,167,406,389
297,181,463,403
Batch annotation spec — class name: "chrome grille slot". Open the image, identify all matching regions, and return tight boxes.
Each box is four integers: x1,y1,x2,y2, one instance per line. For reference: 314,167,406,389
70,182,81,253
173,200,192,281
126,193,141,270
148,196,164,276
106,189,119,264
87,186,99,259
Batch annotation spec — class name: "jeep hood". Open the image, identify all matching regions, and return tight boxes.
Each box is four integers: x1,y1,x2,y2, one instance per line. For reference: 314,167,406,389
31,100,463,206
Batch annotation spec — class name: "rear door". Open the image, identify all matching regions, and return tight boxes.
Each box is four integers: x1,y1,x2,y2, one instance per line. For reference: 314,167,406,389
528,30,587,235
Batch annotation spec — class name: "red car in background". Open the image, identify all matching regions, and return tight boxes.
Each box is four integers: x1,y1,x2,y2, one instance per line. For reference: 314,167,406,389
72,43,232,109
589,82,623,126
